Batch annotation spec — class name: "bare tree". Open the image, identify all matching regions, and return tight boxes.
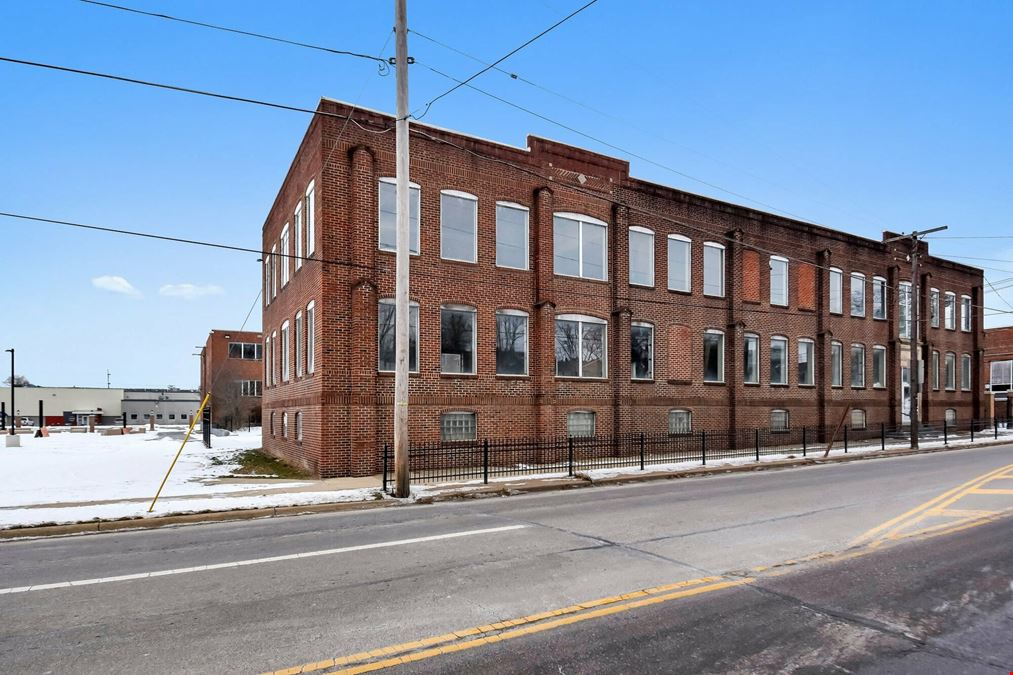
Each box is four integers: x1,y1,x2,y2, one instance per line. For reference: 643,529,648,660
3,375,33,387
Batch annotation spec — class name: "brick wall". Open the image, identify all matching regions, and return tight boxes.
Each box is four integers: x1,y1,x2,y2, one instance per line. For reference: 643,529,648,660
259,99,985,478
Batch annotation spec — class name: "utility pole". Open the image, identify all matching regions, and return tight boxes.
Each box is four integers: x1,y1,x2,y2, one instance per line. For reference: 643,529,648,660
885,226,948,450
393,0,411,498
107,369,111,388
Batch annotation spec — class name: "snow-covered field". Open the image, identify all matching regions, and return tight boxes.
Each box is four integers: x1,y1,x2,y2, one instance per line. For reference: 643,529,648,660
0,428,381,528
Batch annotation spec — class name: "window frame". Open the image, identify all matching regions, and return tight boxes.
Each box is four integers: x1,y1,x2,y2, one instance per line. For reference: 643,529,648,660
280,223,290,287
831,340,843,388
850,272,866,317
555,314,608,379
296,411,303,442
553,212,609,281
440,303,478,375
495,308,529,377
295,311,304,378
281,411,288,439
440,189,479,263
829,267,843,315
743,332,760,385
702,242,725,297
944,291,956,330
495,201,530,270
668,409,692,436
270,244,278,299
378,177,421,255
850,409,867,430
294,201,303,272
770,335,789,386
440,411,478,442
566,410,596,438
961,353,972,391
703,329,725,384
872,345,887,388
872,276,887,320
667,234,691,293
280,320,291,382
945,351,956,390
771,409,790,432
270,330,278,386
960,294,972,332
769,256,789,307
305,180,316,256
628,226,656,288
945,408,957,425
932,350,940,391
797,337,815,386
899,281,913,339
306,301,316,374
850,343,866,388
377,299,420,374
929,288,939,328
631,321,655,381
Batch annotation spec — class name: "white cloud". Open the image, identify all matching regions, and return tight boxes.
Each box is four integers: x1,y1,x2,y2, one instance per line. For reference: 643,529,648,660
158,283,225,300
92,275,141,298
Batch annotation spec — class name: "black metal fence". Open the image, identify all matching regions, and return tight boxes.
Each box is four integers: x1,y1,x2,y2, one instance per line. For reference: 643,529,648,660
382,417,1011,493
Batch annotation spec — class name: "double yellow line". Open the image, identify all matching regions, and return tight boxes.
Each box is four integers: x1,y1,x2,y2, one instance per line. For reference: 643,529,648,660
263,576,752,675
850,462,1013,549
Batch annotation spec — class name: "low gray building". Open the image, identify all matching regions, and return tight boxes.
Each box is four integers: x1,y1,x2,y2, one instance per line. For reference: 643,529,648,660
122,389,201,425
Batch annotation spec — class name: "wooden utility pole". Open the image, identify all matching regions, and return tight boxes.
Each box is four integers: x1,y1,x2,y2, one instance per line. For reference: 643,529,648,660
393,0,411,498
885,226,948,450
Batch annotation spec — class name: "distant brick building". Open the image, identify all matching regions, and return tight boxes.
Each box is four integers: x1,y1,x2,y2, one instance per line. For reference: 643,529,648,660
984,326,1013,418
199,329,264,429
261,99,984,478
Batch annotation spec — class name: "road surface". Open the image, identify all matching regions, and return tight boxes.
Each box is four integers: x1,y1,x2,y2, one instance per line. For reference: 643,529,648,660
1,443,1011,674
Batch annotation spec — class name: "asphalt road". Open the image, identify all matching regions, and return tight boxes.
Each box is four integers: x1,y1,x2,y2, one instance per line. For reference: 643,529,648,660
1,443,1012,674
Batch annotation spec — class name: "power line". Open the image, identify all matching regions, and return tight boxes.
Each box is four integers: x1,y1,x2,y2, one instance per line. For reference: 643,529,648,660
987,277,1013,314
79,0,390,73
411,0,598,120
0,55,359,119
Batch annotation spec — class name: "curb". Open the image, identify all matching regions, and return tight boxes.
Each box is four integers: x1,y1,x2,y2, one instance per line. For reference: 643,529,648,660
3,438,1010,539
0,498,394,540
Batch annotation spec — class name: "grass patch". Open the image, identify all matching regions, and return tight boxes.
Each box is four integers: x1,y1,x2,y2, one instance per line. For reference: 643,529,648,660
229,448,311,479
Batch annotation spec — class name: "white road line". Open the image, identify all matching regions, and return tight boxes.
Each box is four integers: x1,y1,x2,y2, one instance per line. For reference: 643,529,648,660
0,524,527,595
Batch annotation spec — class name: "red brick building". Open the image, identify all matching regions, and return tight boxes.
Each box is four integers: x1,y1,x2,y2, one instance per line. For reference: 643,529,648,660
261,99,984,478
199,329,264,430
984,326,1013,418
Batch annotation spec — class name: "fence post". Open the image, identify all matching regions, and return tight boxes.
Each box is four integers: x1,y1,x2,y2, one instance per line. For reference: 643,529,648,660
382,444,388,494
755,428,760,462
844,425,849,453
995,417,999,440
802,426,807,457
943,419,948,445
701,431,707,466
568,436,574,477
971,421,975,443
639,432,645,471
881,422,885,451
483,439,489,484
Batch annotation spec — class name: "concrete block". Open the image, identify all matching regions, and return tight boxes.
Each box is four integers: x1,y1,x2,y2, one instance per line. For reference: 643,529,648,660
4,434,21,448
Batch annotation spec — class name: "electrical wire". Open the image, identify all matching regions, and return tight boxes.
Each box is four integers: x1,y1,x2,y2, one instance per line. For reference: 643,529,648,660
79,0,390,74
411,0,598,120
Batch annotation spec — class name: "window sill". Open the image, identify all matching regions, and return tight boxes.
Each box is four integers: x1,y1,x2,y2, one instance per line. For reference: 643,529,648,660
378,248,421,257
703,380,726,385
631,378,655,383
667,288,692,296
440,372,478,378
744,381,761,386
873,385,887,390
873,317,887,321
702,293,726,299
495,264,531,272
554,273,609,284
770,383,789,388
377,371,421,377
495,374,530,379
770,302,789,308
798,383,816,388
555,376,609,381
629,282,655,290
441,256,479,266
851,386,867,390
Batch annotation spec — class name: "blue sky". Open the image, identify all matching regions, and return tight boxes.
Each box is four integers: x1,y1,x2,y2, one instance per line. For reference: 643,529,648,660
2,0,1012,388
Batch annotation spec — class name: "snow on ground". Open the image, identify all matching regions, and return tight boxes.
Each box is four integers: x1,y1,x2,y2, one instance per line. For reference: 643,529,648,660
0,427,302,511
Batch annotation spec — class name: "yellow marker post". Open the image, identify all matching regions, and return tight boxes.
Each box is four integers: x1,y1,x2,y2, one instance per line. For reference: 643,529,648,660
148,393,211,513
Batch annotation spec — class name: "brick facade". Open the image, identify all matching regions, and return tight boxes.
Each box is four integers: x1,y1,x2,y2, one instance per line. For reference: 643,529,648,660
261,99,984,478
200,329,264,430
984,326,1013,418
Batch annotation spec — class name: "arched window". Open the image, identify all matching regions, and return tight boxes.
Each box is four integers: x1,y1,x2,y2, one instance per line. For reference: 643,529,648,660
669,409,692,435
555,314,607,378
628,226,655,287
771,409,789,432
441,190,478,263
553,213,608,280
378,299,419,373
378,178,420,253
441,304,477,374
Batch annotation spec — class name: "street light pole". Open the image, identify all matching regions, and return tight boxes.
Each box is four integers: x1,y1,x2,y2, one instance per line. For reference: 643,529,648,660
885,226,948,450
5,349,13,436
